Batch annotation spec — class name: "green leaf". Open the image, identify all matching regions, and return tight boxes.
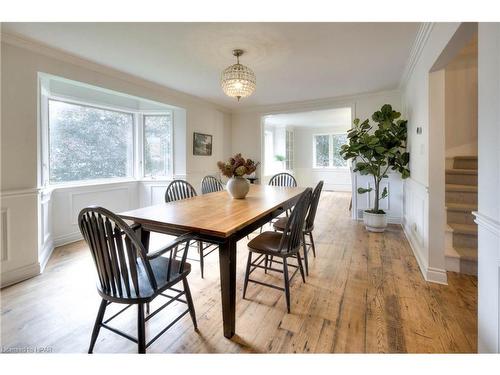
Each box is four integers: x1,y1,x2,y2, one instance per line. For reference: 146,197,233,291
357,187,373,194
380,187,388,200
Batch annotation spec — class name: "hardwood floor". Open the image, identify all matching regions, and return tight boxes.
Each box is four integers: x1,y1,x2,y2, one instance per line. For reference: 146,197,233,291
0,192,477,353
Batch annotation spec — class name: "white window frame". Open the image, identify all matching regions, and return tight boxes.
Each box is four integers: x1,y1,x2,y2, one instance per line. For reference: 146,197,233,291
312,132,348,170
264,130,275,176
285,129,294,172
40,94,174,188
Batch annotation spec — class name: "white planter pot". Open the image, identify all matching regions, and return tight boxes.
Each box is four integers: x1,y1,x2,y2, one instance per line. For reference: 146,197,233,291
363,211,388,232
226,176,250,199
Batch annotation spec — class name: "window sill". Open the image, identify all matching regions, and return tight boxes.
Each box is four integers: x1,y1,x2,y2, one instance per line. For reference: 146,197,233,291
312,167,349,171
42,177,175,192
43,178,137,191
139,178,175,183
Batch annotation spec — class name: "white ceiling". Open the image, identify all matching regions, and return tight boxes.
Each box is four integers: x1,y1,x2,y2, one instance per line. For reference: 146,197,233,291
3,23,419,109
264,107,352,129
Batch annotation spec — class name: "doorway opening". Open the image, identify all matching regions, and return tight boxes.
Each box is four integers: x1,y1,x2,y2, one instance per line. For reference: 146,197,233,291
261,107,353,191
428,25,478,278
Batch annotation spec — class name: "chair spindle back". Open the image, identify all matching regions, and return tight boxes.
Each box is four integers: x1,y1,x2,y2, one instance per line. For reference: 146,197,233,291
165,180,197,203
201,175,224,194
279,188,312,254
305,181,324,231
78,207,191,299
269,173,297,187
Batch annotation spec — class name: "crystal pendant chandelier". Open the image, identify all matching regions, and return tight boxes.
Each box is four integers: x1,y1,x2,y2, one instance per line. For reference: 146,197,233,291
221,49,256,101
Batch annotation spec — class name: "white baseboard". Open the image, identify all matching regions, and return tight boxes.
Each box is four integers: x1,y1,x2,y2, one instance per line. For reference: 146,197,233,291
1,262,40,288
426,267,448,285
445,254,461,273
402,223,448,285
53,231,82,248
388,216,402,224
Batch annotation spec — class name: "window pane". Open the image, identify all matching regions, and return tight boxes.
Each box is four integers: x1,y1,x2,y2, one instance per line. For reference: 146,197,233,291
143,114,172,177
314,135,330,167
285,130,294,171
48,100,134,184
332,134,348,167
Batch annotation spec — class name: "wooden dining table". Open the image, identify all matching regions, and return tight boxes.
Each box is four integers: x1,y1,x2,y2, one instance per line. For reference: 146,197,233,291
119,184,306,339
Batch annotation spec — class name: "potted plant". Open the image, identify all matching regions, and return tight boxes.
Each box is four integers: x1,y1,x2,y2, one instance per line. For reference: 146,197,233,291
274,154,286,170
217,153,258,199
340,104,410,232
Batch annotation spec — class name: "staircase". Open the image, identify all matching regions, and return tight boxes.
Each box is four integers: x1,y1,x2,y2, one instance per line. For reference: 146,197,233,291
445,156,478,275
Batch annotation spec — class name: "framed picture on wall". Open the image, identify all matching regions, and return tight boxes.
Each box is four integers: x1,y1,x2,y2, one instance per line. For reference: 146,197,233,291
193,132,213,156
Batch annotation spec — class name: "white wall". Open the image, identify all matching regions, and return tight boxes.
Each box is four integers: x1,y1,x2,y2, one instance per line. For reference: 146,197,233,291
0,34,232,287
231,90,403,220
476,23,500,354
445,36,478,159
401,23,462,284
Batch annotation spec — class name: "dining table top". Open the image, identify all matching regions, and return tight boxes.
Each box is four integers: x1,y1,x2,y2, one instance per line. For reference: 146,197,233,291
119,184,306,238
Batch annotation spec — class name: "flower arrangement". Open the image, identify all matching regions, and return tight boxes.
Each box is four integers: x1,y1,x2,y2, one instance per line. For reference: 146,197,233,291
217,153,258,178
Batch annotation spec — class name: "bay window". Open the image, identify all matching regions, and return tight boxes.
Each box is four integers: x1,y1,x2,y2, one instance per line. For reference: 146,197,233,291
42,95,173,186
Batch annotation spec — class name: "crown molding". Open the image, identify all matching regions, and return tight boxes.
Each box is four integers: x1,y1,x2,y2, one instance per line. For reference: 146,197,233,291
231,88,402,115
0,31,233,114
399,23,435,89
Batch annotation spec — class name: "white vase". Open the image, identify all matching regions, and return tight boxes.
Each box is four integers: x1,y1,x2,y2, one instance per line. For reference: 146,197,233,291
363,211,388,232
226,176,250,199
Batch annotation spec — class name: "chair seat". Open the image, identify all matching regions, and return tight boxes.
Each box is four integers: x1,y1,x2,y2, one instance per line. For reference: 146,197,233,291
273,217,314,233
247,231,297,256
97,256,191,303
273,217,288,231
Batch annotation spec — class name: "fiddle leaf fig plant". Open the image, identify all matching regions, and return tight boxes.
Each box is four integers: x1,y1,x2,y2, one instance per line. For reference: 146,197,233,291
340,104,410,214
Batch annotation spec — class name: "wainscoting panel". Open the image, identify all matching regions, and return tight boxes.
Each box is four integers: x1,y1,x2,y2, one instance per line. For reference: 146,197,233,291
1,209,9,262
70,187,130,225
0,189,40,287
402,177,446,284
51,181,139,247
139,181,173,207
353,171,403,223
294,168,351,192
474,212,500,353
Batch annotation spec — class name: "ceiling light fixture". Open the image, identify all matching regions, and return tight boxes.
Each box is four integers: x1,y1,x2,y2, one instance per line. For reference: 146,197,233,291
221,49,256,101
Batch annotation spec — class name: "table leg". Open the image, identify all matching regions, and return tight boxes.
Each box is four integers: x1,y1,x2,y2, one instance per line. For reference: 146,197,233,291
140,227,151,252
218,236,236,338
139,227,152,315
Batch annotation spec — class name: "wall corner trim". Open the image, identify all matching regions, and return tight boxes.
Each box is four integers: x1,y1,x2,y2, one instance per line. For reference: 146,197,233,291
474,211,500,237
402,222,448,285
39,236,54,272
399,23,435,89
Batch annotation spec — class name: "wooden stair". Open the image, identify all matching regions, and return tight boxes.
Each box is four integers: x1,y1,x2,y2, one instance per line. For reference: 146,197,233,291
445,156,478,275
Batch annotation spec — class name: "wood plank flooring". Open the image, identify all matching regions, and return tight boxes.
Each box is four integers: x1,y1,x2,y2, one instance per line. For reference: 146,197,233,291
0,192,477,353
